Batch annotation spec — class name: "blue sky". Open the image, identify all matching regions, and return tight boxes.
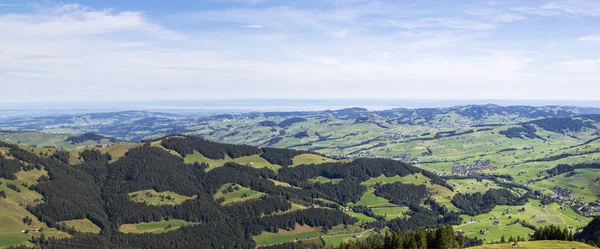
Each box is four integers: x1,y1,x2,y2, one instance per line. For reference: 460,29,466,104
1,0,599,103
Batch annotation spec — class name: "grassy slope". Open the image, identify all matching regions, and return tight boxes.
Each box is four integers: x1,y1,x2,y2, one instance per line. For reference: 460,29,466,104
0,179,70,248
58,219,101,234
119,220,200,234
471,240,596,249
456,199,591,242
0,132,118,150
213,183,265,205
308,176,343,184
184,151,281,171
253,224,321,246
128,189,197,206
291,154,340,166
13,169,48,186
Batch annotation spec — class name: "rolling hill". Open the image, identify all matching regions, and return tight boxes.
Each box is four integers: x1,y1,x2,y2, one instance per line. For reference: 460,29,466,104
1,135,600,248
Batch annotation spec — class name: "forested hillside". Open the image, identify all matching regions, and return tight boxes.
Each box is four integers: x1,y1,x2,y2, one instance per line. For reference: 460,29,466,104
3,110,600,248
0,136,468,248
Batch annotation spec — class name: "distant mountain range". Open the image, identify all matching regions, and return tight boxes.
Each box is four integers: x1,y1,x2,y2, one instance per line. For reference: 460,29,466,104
2,105,600,143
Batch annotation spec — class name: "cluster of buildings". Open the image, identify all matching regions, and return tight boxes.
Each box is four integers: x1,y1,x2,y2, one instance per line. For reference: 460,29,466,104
547,187,600,217
451,159,496,175
392,153,419,164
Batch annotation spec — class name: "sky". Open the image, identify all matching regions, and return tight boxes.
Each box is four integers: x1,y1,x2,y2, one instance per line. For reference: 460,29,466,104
1,0,599,104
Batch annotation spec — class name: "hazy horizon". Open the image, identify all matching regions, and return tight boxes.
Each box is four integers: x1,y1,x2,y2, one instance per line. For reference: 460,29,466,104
4,99,600,113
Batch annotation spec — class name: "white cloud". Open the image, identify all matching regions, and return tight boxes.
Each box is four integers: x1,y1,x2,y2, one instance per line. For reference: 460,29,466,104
491,13,527,23
389,18,497,30
0,3,182,39
242,24,264,28
1,1,600,103
579,35,600,42
515,1,600,17
463,8,527,23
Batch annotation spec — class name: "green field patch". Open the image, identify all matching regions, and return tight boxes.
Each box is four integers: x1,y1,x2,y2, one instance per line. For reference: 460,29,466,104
535,168,600,202
213,183,265,205
228,154,281,170
321,234,356,247
345,211,377,223
447,179,499,194
0,147,14,159
14,169,48,186
456,217,534,242
98,143,142,162
269,179,293,187
361,173,429,187
119,219,200,234
0,179,70,248
291,154,339,166
128,189,197,206
253,224,321,246
456,199,590,242
0,233,29,248
58,219,101,234
471,240,596,249
183,151,232,170
371,207,410,220
270,203,309,216
321,229,377,246
308,176,343,184
0,179,43,207
354,188,393,207
184,151,281,171
359,174,455,211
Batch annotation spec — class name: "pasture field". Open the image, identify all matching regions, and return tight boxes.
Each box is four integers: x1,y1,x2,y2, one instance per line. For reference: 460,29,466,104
291,154,341,166
128,189,197,206
0,179,70,248
359,173,456,211
447,179,500,194
269,179,294,187
0,147,13,159
183,151,233,170
371,207,410,220
97,143,141,162
455,199,591,242
229,154,281,170
119,220,200,234
58,219,101,234
321,229,378,246
321,234,355,246
0,132,74,149
253,224,321,246
345,211,377,223
471,240,596,249
308,176,343,184
535,169,600,202
0,132,118,151
213,183,265,205
360,174,427,187
14,169,47,186
270,203,308,216
353,188,392,207
184,151,281,171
